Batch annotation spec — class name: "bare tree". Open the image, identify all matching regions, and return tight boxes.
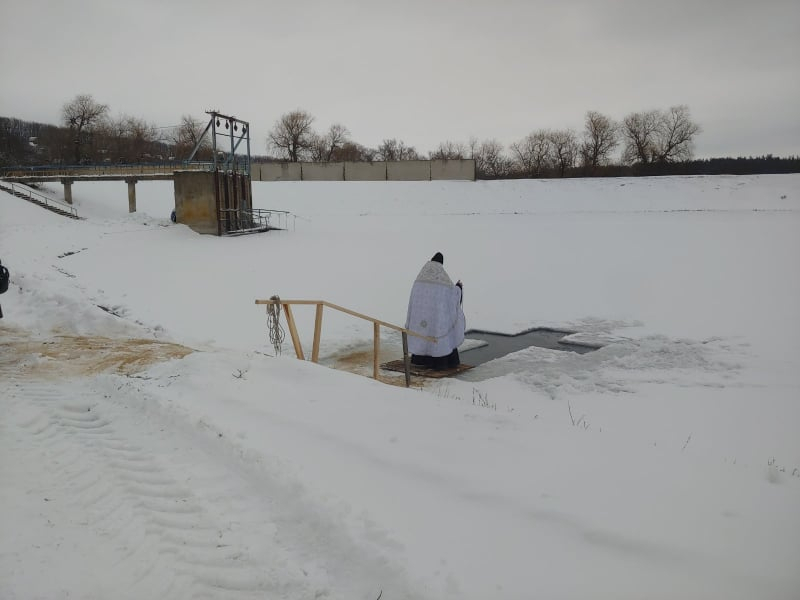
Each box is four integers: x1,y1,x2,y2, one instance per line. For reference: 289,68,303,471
430,140,466,160
98,115,132,161
172,114,211,159
309,123,351,162
652,105,701,163
510,130,552,176
376,138,420,161
467,137,480,160
308,133,327,162
34,125,72,164
548,129,579,177
324,124,349,161
97,115,160,162
125,116,158,160
580,111,618,172
622,106,701,165
62,94,109,163
268,110,315,162
100,115,127,156
472,139,511,178
331,141,375,162
621,109,661,164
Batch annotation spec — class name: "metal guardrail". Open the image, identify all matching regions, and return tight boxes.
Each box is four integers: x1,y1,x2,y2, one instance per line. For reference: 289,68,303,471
219,208,268,234
257,209,293,231
0,181,79,218
220,208,294,235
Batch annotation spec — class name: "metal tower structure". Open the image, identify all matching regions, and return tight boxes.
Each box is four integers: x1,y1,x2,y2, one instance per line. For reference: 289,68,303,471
187,110,251,175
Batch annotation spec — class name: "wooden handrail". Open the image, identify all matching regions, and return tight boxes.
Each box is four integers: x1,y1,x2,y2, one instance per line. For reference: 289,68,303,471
257,299,433,339
255,298,434,386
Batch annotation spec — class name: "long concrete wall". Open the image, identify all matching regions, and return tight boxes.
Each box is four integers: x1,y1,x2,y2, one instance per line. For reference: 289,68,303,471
386,160,431,181
256,162,302,181
301,162,344,181
252,159,474,182
344,161,387,181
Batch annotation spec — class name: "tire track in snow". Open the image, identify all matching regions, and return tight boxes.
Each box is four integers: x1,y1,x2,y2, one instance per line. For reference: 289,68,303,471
1,338,423,599
1,375,318,599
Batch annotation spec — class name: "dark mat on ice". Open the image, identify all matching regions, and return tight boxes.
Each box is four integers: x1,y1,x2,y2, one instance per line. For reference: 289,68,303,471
381,360,474,378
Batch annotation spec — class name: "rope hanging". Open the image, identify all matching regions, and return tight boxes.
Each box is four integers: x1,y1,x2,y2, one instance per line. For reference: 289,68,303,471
266,295,285,355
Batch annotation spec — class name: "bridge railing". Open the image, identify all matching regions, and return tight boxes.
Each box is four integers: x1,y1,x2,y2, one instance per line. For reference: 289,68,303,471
0,161,215,179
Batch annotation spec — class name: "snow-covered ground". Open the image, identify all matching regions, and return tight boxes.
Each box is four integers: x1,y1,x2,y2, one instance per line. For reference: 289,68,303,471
1,174,799,599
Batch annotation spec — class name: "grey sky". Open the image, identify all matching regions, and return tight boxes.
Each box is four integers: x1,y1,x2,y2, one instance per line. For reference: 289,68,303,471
1,0,798,159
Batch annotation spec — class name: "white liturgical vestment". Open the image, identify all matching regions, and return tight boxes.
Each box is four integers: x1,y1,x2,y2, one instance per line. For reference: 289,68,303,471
405,261,465,357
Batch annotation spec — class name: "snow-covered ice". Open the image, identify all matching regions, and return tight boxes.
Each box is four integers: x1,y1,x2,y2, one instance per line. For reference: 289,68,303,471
1,174,799,599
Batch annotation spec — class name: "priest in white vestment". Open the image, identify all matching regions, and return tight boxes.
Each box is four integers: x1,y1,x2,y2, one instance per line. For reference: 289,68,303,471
405,252,465,370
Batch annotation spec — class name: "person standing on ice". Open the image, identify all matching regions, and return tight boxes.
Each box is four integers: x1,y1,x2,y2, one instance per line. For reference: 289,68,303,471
405,252,465,370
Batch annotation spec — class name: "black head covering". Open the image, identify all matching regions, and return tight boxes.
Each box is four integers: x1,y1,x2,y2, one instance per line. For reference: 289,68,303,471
431,252,444,264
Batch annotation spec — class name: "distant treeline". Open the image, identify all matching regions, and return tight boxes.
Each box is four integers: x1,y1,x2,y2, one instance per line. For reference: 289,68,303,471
2,112,798,178
0,115,178,167
633,156,800,176
481,155,800,179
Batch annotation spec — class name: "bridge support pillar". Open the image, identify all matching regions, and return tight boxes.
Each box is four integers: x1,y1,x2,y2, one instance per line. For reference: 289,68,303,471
125,178,137,213
61,178,73,205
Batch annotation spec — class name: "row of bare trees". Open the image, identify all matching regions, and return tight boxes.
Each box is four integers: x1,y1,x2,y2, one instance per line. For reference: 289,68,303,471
266,105,701,177
30,94,212,165
265,110,424,164
2,94,702,177
429,107,700,177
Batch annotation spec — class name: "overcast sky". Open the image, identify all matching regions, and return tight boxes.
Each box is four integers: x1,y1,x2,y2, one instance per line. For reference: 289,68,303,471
1,0,798,159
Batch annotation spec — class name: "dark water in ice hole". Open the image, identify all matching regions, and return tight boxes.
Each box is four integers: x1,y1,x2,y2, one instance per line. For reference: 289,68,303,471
459,328,600,367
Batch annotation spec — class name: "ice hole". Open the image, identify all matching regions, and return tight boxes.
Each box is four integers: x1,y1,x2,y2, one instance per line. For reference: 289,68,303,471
459,328,601,367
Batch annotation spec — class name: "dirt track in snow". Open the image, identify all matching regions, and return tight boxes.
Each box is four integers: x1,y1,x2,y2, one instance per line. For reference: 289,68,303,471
0,324,194,378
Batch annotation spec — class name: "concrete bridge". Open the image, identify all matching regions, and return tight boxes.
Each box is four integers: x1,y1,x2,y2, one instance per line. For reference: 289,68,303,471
1,163,211,212
1,165,257,236
0,163,212,179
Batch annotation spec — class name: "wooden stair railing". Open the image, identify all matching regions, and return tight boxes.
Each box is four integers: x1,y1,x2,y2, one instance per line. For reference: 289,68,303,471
255,299,435,387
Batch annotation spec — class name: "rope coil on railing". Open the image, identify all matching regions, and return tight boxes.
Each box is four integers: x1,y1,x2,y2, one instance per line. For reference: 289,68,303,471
265,295,285,355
